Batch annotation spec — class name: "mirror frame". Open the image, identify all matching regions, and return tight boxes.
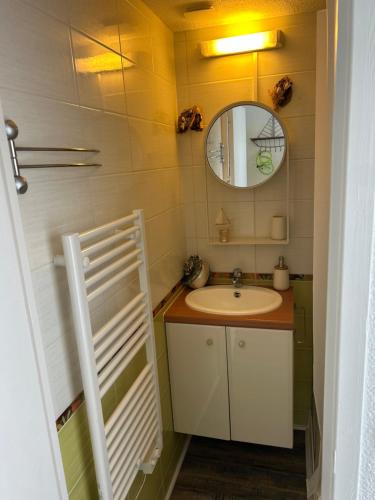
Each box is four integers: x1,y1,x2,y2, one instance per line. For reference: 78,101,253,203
205,100,288,189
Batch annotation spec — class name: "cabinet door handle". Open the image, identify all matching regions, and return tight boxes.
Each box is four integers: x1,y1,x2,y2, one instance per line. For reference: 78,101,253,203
238,340,245,348
206,338,213,346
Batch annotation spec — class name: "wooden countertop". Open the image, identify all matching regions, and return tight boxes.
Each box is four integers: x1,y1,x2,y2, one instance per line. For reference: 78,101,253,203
164,286,294,330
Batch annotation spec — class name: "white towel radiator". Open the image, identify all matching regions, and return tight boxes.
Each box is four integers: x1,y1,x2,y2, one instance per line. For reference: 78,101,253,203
55,210,163,500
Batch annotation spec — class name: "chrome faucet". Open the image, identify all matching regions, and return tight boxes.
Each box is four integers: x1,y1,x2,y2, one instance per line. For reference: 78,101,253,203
231,268,243,288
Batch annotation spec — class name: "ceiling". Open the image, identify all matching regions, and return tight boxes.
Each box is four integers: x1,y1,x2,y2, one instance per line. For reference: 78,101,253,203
142,0,325,32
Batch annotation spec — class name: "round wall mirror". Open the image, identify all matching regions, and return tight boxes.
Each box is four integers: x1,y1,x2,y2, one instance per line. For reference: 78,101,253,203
205,101,287,189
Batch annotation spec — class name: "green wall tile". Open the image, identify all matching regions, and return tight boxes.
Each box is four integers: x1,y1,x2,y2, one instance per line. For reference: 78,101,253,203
102,384,118,423
294,349,313,382
294,380,313,412
126,471,144,500
59,287,187,500
69,462,99,500
135,460,164,500
305,314,313,348
160,386,174,432
157,351,171,397
294,408,309,428
293,280,313,316
115,347,147,402
154,313,168,360
58,404,94,493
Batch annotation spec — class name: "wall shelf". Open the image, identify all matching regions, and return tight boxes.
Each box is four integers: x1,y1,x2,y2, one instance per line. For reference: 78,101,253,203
209,237,289,246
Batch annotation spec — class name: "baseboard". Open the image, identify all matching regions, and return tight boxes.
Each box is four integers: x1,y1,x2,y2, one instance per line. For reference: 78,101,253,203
306,395,322,499
305,412,315,478
294,424,308,431
164,435,191,500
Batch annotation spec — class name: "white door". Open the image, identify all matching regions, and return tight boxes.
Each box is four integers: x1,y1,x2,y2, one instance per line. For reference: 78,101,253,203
0,100,67,499
227,327,293,448
166,323,230,439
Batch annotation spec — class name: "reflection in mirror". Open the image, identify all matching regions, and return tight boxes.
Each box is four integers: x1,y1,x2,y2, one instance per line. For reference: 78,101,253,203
206,102,286,189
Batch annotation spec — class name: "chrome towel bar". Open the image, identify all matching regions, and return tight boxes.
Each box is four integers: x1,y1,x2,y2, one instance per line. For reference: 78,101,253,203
16,146,100,152
4,119,102,194
19,163,102,168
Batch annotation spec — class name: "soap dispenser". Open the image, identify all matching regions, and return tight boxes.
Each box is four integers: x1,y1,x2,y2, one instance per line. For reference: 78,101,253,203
273,256,289,291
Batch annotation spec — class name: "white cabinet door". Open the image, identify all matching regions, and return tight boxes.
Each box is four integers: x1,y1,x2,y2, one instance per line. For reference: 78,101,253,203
227,327,293,448
166,323,230,439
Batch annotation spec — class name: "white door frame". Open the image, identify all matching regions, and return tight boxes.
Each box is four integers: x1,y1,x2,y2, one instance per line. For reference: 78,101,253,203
322,0,375,498
0,98,67,499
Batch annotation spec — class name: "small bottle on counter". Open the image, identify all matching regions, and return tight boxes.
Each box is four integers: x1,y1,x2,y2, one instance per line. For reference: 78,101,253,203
273,256,289,291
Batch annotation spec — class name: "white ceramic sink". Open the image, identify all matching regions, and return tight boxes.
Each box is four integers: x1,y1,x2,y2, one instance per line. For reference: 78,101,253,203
185,285,282,316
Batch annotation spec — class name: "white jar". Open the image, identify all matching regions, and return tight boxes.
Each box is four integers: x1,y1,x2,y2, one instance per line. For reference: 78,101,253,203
273,256,289,291
271,216,287,240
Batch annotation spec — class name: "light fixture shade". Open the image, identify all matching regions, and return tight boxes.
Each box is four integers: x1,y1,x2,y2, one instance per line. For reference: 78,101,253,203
200,30,283,58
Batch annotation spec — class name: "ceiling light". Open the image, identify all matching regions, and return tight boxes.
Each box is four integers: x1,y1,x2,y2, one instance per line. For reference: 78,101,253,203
200,30,283,58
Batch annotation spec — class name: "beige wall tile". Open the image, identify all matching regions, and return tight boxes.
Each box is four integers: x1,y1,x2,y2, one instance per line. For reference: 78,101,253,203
129,119,178,170
125,69,176,125
118,0,153,71
258,71,316,117
206,168,254,203
1,90,83,169
183,203,197,239
175,11,316,274
194,202,209,238
290,200,314,238
180,166,195,203
284,115,315,159
258,23,316,76
254,163,288,201
192,166,207,203
23,0,69,22
19,177,95,269
150,15,176,83
72,30,127,114
197,238,256,272
289,159,314,200
188,78,255,123
255,244,287,273
208,201,255,239
185,40,255,85
124,66,154,120
80,108,132,174
284,237,313,274
68,0,120,51
88,173,138,225
174,40,188,86
0,0,77,102
254,200,287,238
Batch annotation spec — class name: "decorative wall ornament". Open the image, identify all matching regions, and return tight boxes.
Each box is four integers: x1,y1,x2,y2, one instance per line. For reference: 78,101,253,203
269,76,293,111
177,105,204,133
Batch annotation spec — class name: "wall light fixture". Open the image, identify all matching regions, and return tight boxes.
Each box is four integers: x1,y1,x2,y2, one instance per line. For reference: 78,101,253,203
200,30,283,58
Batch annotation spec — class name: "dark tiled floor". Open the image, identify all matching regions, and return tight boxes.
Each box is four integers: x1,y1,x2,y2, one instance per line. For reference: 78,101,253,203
171,431,307,500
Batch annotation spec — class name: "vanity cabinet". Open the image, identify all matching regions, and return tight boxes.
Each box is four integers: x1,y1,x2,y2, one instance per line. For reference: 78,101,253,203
165,323,230,440
166,323,293,448
227,327,293,448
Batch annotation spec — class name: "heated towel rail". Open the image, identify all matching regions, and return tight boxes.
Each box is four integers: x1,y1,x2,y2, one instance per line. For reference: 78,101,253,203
55,210,162,500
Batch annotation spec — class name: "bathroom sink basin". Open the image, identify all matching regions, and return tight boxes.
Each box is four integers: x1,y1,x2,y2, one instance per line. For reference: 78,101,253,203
185,285,282,316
